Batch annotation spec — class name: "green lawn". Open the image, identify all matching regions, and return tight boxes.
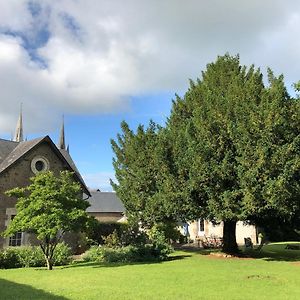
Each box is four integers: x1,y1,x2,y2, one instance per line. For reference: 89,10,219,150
1,248,300,300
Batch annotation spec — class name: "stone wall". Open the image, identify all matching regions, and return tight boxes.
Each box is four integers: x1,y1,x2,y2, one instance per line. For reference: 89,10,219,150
88,212,123,223
187,220,258,245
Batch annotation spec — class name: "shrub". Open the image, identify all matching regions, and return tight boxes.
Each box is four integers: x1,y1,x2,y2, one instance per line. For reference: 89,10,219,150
0,243,72,269
15,247,45,268
152,222,183,243
82,243,173,264
85,220,124,245
85,220,147,247
147,225,173,260
0,248,22,269
52,242,73,266
102,230,120,248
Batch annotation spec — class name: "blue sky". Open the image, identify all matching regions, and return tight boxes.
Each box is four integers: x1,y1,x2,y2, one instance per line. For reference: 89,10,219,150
1,1,300,190
58,92,175,191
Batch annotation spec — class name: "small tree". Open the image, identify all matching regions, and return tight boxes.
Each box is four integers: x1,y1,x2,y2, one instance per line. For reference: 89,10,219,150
3,171,90,270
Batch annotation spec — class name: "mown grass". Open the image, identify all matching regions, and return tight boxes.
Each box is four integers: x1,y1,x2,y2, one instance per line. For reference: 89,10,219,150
0,246,300,300
248,242,300,261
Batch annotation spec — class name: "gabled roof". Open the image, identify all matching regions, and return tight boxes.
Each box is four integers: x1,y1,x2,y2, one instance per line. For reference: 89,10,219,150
0,137,44,174
0,136,90,196
0,139,19,164
87,191,125,213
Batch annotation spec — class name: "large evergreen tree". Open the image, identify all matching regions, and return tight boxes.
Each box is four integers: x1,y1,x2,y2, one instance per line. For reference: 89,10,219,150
167,54,300,253
112,54,300,254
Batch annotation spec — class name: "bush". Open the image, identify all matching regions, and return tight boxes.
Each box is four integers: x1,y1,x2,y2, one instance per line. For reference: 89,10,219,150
85,220,124,245
152,222,183,243
0,243,72,269
0,248,23,269
82,243,173,264
102,230,120,248
15,247,45,268
85,220,147,247
147,226,174,260
82,246,134,263
52,242,73,266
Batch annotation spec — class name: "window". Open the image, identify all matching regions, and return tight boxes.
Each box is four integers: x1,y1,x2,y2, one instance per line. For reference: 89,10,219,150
198,219,205,235
35,160,45,171
31,156,49,174
8,216,22,246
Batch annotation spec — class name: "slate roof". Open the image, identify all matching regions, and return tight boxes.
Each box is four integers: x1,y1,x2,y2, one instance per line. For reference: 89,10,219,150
0,139,19,165
86,191,125,213
0,136,90,196
0,137,44,174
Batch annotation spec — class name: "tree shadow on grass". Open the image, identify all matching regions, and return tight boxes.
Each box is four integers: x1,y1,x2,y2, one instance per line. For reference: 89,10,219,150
247,250,300,262
177,247,217,256
178,247,300,262
0,278,68,300
62,253,191,269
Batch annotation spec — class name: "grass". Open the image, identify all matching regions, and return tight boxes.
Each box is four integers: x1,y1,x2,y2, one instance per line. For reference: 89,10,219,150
0,245,300,300
248,242,300,261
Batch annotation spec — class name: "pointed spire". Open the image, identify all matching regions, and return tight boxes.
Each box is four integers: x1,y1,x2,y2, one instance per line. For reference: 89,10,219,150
14,103,24,142
58,115,66,149
67,144,70,153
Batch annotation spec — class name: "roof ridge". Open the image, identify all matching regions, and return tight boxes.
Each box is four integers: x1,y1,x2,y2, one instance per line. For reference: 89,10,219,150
0,138,19,143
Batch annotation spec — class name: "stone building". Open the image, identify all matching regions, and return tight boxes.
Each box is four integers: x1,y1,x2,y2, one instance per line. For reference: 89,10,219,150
0,111,90,249
186,219,258,246
86,190,125,222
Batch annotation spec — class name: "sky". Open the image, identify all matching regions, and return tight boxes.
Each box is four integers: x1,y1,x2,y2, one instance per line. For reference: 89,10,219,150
1,0,300,191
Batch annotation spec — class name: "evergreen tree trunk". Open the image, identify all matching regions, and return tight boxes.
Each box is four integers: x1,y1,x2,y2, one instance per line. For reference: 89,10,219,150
222,220,238,254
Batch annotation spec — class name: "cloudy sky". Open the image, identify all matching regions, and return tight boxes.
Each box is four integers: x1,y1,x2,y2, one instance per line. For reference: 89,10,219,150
1,0,300,190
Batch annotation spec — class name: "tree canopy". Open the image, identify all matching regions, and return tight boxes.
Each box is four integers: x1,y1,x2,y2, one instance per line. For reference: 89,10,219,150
167,54,300,252
111,121,188,227
3,171,90,270
112,54,300,253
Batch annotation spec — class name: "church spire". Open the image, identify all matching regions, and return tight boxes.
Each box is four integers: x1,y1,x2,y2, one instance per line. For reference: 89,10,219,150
58,115,66,150
14,103,24,142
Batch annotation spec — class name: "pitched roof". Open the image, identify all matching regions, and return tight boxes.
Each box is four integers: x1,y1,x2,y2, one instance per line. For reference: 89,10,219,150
0,136,90,196
0,137,44,173
86,191,125,213
0,139,19,165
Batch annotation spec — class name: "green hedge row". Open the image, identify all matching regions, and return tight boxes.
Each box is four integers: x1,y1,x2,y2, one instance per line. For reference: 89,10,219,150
0,243,72,269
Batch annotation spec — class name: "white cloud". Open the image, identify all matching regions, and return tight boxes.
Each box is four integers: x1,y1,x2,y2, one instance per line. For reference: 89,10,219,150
1,0,300,132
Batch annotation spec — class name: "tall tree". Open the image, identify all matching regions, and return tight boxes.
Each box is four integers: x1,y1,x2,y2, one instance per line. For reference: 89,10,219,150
3,171,90,270
112,54,300,253
167,54,300,253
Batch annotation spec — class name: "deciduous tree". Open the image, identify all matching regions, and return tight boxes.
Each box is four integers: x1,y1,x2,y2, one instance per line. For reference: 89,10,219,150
3,171,90,270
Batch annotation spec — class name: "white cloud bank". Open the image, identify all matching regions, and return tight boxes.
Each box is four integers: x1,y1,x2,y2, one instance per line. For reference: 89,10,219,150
1,0,300,132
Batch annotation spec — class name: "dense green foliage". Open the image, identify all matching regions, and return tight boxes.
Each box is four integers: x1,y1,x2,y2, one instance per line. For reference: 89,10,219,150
85,220,146,246
82,243,172,263
1,249,300,299
166,55,300,252
83,224,173,263
112,54,300,253
0,243,72,269
111,121,183,227
3,171,90,270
